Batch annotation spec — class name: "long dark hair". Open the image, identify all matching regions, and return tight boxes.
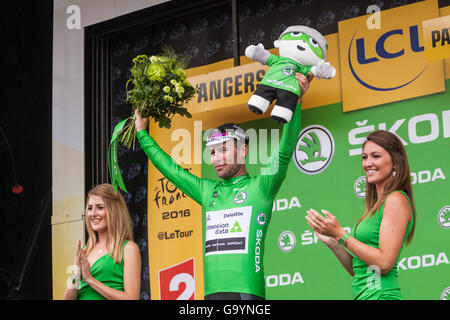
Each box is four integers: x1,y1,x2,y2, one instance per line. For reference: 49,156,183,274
357,130,416,245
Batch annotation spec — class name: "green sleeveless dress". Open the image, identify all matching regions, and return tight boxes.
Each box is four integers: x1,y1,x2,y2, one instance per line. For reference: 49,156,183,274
350,191,413,300
78,241,128,300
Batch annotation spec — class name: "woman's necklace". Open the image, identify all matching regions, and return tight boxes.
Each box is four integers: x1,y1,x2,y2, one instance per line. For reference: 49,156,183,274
97,246,108,254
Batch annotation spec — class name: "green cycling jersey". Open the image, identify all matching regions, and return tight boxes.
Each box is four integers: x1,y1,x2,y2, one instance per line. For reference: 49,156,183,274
136,104,302,298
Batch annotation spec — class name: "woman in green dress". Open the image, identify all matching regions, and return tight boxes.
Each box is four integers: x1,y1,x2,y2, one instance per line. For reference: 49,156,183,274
64,183,141,300
305,130,416,300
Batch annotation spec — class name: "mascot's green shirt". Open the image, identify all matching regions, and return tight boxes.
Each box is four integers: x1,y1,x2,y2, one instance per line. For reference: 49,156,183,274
136,105,302,298
261,54,312,96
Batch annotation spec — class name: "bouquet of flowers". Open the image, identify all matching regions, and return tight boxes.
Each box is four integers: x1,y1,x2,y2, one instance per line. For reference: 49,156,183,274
109,47,197,192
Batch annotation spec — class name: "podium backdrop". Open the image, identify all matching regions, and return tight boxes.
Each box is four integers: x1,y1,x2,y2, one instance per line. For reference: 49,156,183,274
147,0,450,300
56,0,450,300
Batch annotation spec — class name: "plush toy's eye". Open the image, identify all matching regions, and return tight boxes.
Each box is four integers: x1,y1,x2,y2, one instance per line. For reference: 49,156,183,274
309,37,319,48
289,32,303,37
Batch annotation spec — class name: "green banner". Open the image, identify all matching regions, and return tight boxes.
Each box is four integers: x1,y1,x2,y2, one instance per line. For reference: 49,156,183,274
202,79,450,300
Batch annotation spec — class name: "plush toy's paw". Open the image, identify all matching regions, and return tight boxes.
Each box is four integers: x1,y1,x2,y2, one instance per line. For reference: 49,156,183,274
271,105,293,124
248,94,271,114
311,62,336,79
245,43,270,64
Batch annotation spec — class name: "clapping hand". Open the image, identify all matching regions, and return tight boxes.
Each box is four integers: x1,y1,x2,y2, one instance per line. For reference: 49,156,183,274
79,248,92,283
305,208,345,243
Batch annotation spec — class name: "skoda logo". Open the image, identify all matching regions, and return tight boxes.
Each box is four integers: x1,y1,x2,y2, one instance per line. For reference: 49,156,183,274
233,191,247,204
438,206,450,229
278,231,296,253
256,212,267,226
293,125,335,175
354,176,367,199
282,65,294,76
441,287,450,300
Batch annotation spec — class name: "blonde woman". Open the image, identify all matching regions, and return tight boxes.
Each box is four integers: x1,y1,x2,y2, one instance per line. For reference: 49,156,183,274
64,183,141,300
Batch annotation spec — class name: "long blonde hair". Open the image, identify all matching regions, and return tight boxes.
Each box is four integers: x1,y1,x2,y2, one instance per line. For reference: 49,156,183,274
357,130,416,245
85,183,134,263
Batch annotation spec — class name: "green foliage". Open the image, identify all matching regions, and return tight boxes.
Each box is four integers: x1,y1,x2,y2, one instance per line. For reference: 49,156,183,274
118,46,197,149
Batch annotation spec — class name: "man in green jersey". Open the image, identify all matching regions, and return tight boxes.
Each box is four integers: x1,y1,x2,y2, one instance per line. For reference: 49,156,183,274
135,73,312,300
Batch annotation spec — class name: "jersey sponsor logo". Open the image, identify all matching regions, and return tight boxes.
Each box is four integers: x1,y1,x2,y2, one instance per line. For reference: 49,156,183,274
354,176,367,199
256,212,267,226
233,191,247,204
255,229,263,273
438,206,450,229
278,231,296,252
205,206,252,255
282,65,294,76
159,258,195,300
293,125,335,175
230,221,243,233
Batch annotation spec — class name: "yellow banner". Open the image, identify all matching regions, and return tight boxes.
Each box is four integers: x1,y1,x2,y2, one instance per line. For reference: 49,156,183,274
338,0,445,112
423,14,450,62
147,117,204,300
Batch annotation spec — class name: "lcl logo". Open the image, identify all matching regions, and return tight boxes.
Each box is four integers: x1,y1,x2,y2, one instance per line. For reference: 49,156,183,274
348,25,426,91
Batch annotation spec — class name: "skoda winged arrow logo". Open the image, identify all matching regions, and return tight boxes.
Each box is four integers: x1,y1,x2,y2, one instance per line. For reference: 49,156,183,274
293,125,335,175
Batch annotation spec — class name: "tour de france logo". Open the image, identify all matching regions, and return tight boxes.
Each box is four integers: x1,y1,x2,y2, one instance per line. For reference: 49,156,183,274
438,206,450,229
278,231,296,253
354,176,367,199
293,125,335,175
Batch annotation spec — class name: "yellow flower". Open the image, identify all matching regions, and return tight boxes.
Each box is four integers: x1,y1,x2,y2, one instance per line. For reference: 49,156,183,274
170,79,177,85
163,86,170,93
147,64,165,81
133,55,148,64
176,68,186,79
164,95,174,103
175,86,185,94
